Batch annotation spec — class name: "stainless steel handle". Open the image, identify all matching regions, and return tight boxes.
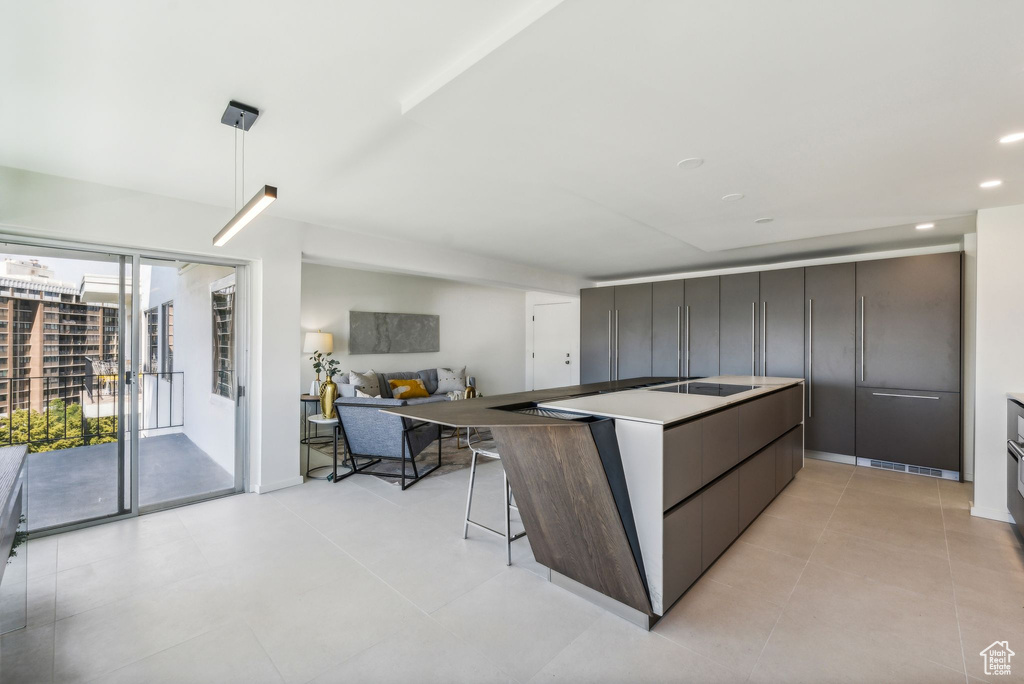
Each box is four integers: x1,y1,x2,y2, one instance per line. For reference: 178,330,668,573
1008,440,1024,460
676,305,682,379
761,301,767,376
871,392,939,400
807,299,813,418
859,296,865,382
685,305,690,377
607,311,612,381
614,310,619,380
750,302,756,375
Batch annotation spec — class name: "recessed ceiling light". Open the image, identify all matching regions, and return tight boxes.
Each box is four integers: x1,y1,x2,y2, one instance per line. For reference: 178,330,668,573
722,193,744,202
916,223,935,230
980,179,1003,188
754,217,774,224
677,157,704,169
1000,132,1024,144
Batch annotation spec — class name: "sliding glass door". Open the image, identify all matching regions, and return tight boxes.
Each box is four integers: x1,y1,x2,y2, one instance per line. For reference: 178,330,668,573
0,243,131,532
136,257,245,511
0,238,247,534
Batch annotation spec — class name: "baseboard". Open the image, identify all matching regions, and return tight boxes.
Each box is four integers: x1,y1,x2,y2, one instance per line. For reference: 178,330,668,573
805,450,856,466
971,505,1015,524
254,476,304,494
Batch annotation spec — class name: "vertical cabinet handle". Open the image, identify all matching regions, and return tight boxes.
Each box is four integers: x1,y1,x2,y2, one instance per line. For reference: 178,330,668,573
676,305,682,379
761,301,767,376
750,301,756,375
685,305,690,377
607,310,612,381
859,296,865,382
807,299,813,418
614,310,619,380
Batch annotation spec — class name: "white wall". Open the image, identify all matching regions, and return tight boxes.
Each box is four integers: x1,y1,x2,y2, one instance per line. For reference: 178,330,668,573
525,291,580,389
301,263,528,396
962,233,977,482
972,206,1024,521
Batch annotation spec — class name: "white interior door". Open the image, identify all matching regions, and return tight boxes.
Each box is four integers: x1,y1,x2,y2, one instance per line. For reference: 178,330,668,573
533,302,575,389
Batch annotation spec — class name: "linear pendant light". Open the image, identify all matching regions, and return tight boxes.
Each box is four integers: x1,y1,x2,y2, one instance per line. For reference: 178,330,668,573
213,184,277,246
214,100,277,247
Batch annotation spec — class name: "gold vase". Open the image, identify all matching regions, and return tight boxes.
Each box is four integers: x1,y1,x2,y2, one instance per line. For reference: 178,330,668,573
320,378,338,418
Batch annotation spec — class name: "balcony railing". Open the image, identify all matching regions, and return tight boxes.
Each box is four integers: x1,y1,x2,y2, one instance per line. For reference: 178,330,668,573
0,372,184,452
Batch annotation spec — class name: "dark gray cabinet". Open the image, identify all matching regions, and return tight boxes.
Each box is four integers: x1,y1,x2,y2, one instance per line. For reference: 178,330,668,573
662,496,701,609
760,268,804,379
701,470,739,571
663,420,701,511
702,406,739,484
856,253,961,393
653,280,686,378
684,276,720,378
614,283,653,380
719,273,759,376
856,388,960,471
580,287,614,383
739,444,776,530
804,263,856,456
580,284,653,382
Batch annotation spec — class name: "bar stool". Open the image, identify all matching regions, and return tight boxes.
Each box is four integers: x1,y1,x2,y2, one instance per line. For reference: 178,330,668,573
463,428,526,565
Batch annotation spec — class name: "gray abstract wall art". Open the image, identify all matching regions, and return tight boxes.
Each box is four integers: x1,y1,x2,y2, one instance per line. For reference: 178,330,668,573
348,311,440,354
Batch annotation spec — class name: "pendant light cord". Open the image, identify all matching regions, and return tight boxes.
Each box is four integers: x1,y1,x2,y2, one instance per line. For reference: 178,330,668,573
233,123,238,212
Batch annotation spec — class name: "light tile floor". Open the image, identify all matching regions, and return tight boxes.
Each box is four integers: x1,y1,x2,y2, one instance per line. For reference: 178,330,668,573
2,457,1022,683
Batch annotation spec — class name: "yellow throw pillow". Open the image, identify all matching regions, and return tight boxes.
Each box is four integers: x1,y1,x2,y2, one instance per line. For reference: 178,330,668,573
389,378,430,399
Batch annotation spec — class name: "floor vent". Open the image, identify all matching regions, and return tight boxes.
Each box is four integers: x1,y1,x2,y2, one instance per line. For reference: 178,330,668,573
857,457,959,481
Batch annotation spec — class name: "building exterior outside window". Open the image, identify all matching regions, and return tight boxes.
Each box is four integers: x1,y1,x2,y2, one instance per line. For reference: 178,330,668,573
211,281,234,399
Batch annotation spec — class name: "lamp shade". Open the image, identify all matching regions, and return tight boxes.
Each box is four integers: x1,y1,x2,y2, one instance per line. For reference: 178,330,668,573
303,331,333,353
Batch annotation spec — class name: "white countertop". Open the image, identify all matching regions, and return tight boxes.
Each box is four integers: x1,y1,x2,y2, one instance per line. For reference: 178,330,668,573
538,376,804,425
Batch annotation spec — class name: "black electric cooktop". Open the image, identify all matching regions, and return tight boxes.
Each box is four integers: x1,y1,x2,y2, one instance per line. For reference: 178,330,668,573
650,382,757,397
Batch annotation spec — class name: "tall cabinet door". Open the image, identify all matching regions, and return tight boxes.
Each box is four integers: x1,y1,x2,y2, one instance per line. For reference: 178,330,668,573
719,273,759,376
613,283,653,380
805,263,856,456
580,287,614,383
760,268,805,378
856,253,961,393
653,280,685,378
683,276,720,378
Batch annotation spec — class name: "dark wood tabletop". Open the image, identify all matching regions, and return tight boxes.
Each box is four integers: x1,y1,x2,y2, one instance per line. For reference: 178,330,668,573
381,378,674,428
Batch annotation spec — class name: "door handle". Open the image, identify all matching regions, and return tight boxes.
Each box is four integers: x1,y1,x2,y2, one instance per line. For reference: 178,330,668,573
607,310,612,381
676,305,682,380
750,302,756,375
761,301,767,376
859,296,865,382
871,392,939,400
685,305,690,377
807,299,812,418
614,309,619,380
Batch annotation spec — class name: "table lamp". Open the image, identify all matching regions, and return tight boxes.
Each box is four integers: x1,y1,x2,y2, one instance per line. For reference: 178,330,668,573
303,330,334,395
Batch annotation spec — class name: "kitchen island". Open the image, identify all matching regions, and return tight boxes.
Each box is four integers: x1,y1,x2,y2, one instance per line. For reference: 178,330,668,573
384,376,804,629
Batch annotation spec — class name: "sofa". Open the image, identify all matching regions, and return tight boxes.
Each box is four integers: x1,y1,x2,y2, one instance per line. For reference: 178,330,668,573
332,368,475,489
338,369,476,401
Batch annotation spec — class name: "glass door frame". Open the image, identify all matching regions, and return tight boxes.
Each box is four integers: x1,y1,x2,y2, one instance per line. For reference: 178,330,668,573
0,232,251,535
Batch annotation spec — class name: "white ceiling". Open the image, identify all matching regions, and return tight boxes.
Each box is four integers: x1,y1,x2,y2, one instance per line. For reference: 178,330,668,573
2,1,1022,280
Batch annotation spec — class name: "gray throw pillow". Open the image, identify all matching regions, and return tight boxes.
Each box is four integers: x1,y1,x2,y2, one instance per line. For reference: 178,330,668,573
436,366,466,393
348,369,380,397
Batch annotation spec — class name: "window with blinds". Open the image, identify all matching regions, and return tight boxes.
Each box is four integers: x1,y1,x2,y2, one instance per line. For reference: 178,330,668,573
212,285,234,399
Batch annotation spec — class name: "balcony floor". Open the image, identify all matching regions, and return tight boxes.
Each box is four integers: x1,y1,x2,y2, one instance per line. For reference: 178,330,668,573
26,433,234,531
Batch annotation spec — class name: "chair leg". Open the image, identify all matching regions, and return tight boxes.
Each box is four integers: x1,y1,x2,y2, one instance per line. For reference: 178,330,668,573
463,450,478,539
504,469,512,566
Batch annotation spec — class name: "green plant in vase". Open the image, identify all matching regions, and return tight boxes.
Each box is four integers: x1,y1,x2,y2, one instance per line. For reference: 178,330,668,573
316,353,342,418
